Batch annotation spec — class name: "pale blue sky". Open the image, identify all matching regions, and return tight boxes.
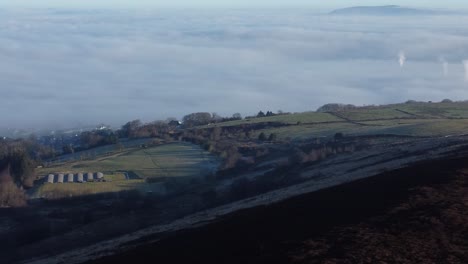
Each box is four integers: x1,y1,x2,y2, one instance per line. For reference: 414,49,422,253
0,0,467,9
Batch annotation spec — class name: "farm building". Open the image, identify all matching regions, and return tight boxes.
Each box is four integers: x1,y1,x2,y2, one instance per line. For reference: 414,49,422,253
57,174,64,183
87,172,94,181
169,120,182,126
67,173,74,183
44,172,106,184
77,173,84,183
47,174,54,183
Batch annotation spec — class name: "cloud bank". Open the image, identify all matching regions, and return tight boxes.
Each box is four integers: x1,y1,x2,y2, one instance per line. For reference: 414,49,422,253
2,9,468,128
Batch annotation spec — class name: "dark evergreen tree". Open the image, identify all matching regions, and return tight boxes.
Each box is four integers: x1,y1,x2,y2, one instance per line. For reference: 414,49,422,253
258,132,267,141
268,133,278,141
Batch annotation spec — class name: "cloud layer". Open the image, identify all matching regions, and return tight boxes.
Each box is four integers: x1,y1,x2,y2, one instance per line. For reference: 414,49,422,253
2,9,468,128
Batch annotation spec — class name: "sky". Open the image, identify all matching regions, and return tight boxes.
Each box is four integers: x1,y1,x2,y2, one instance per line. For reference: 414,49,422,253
0,0,468,9
2,6,468,130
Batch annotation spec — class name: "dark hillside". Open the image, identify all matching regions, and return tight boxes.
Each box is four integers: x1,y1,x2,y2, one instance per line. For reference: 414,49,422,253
90,157,468,264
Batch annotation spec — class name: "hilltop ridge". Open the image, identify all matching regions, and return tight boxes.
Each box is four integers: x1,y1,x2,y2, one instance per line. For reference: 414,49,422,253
330,5,438,15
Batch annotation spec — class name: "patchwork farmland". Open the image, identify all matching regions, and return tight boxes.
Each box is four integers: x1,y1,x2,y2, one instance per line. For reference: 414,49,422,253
208,102,468,140
32,142,220,198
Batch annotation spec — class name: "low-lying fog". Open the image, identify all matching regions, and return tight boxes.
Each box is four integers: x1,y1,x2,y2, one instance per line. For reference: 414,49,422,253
2,8,468,128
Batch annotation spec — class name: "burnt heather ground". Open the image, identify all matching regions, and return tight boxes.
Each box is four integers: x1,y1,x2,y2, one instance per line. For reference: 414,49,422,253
90,157,468,264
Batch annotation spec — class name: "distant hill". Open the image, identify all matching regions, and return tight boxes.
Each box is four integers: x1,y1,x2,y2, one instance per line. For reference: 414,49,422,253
330,5,438,16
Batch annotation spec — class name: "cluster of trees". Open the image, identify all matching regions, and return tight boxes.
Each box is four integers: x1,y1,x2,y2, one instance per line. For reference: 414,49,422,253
241,110,291,120
0,179,27,207
56,112,243,155
0,136,55,163
181,125,275,171
78,129,118,151
181,127,249,170
71,110,282,153
182,113,213,127
290,141,356,165
258,132,278,142
118,119,188,139
256,111,276,118
19,136,56,161
0,140,38,207
182,112,242,128
119,120,144,138
316,103,357,112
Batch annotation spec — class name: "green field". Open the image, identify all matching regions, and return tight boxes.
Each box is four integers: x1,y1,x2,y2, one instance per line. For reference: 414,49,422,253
335,107,413,121
194,102,468,141
334,102,468,121
203,112,342,128
234,103,468,140
33,142,220,198
251,119,468,140
50,138,153,163
397,102,468,119
32,102,468,197
34,174,145,199
203,102,468,130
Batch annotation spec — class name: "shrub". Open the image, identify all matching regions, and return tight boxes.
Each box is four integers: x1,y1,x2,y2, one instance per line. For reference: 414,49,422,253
222,146,241,169
334,132,344,140
268,133,278,141
0,180,27,207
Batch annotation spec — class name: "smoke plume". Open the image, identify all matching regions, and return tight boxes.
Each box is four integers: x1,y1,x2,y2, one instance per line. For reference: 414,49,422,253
439,57,449,76
464,60,468,81
399,51,406,67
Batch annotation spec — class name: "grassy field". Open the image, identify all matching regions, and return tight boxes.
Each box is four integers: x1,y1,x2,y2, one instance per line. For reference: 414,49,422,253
335,102,468,121
239,103,468,140
32,102,468,197
34,175,145,199
204,103,468,129
203,112,342,128
33,142,220,198
397,102,468,119
361,119,468,136
252,119,468,140
50,138,154,163
184,102,468,141
334,108,413,121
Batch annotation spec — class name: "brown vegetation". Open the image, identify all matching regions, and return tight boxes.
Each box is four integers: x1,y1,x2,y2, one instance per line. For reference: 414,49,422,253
89,157,468,264
0,182,27,207
0,170,26,207
0,139,38,207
